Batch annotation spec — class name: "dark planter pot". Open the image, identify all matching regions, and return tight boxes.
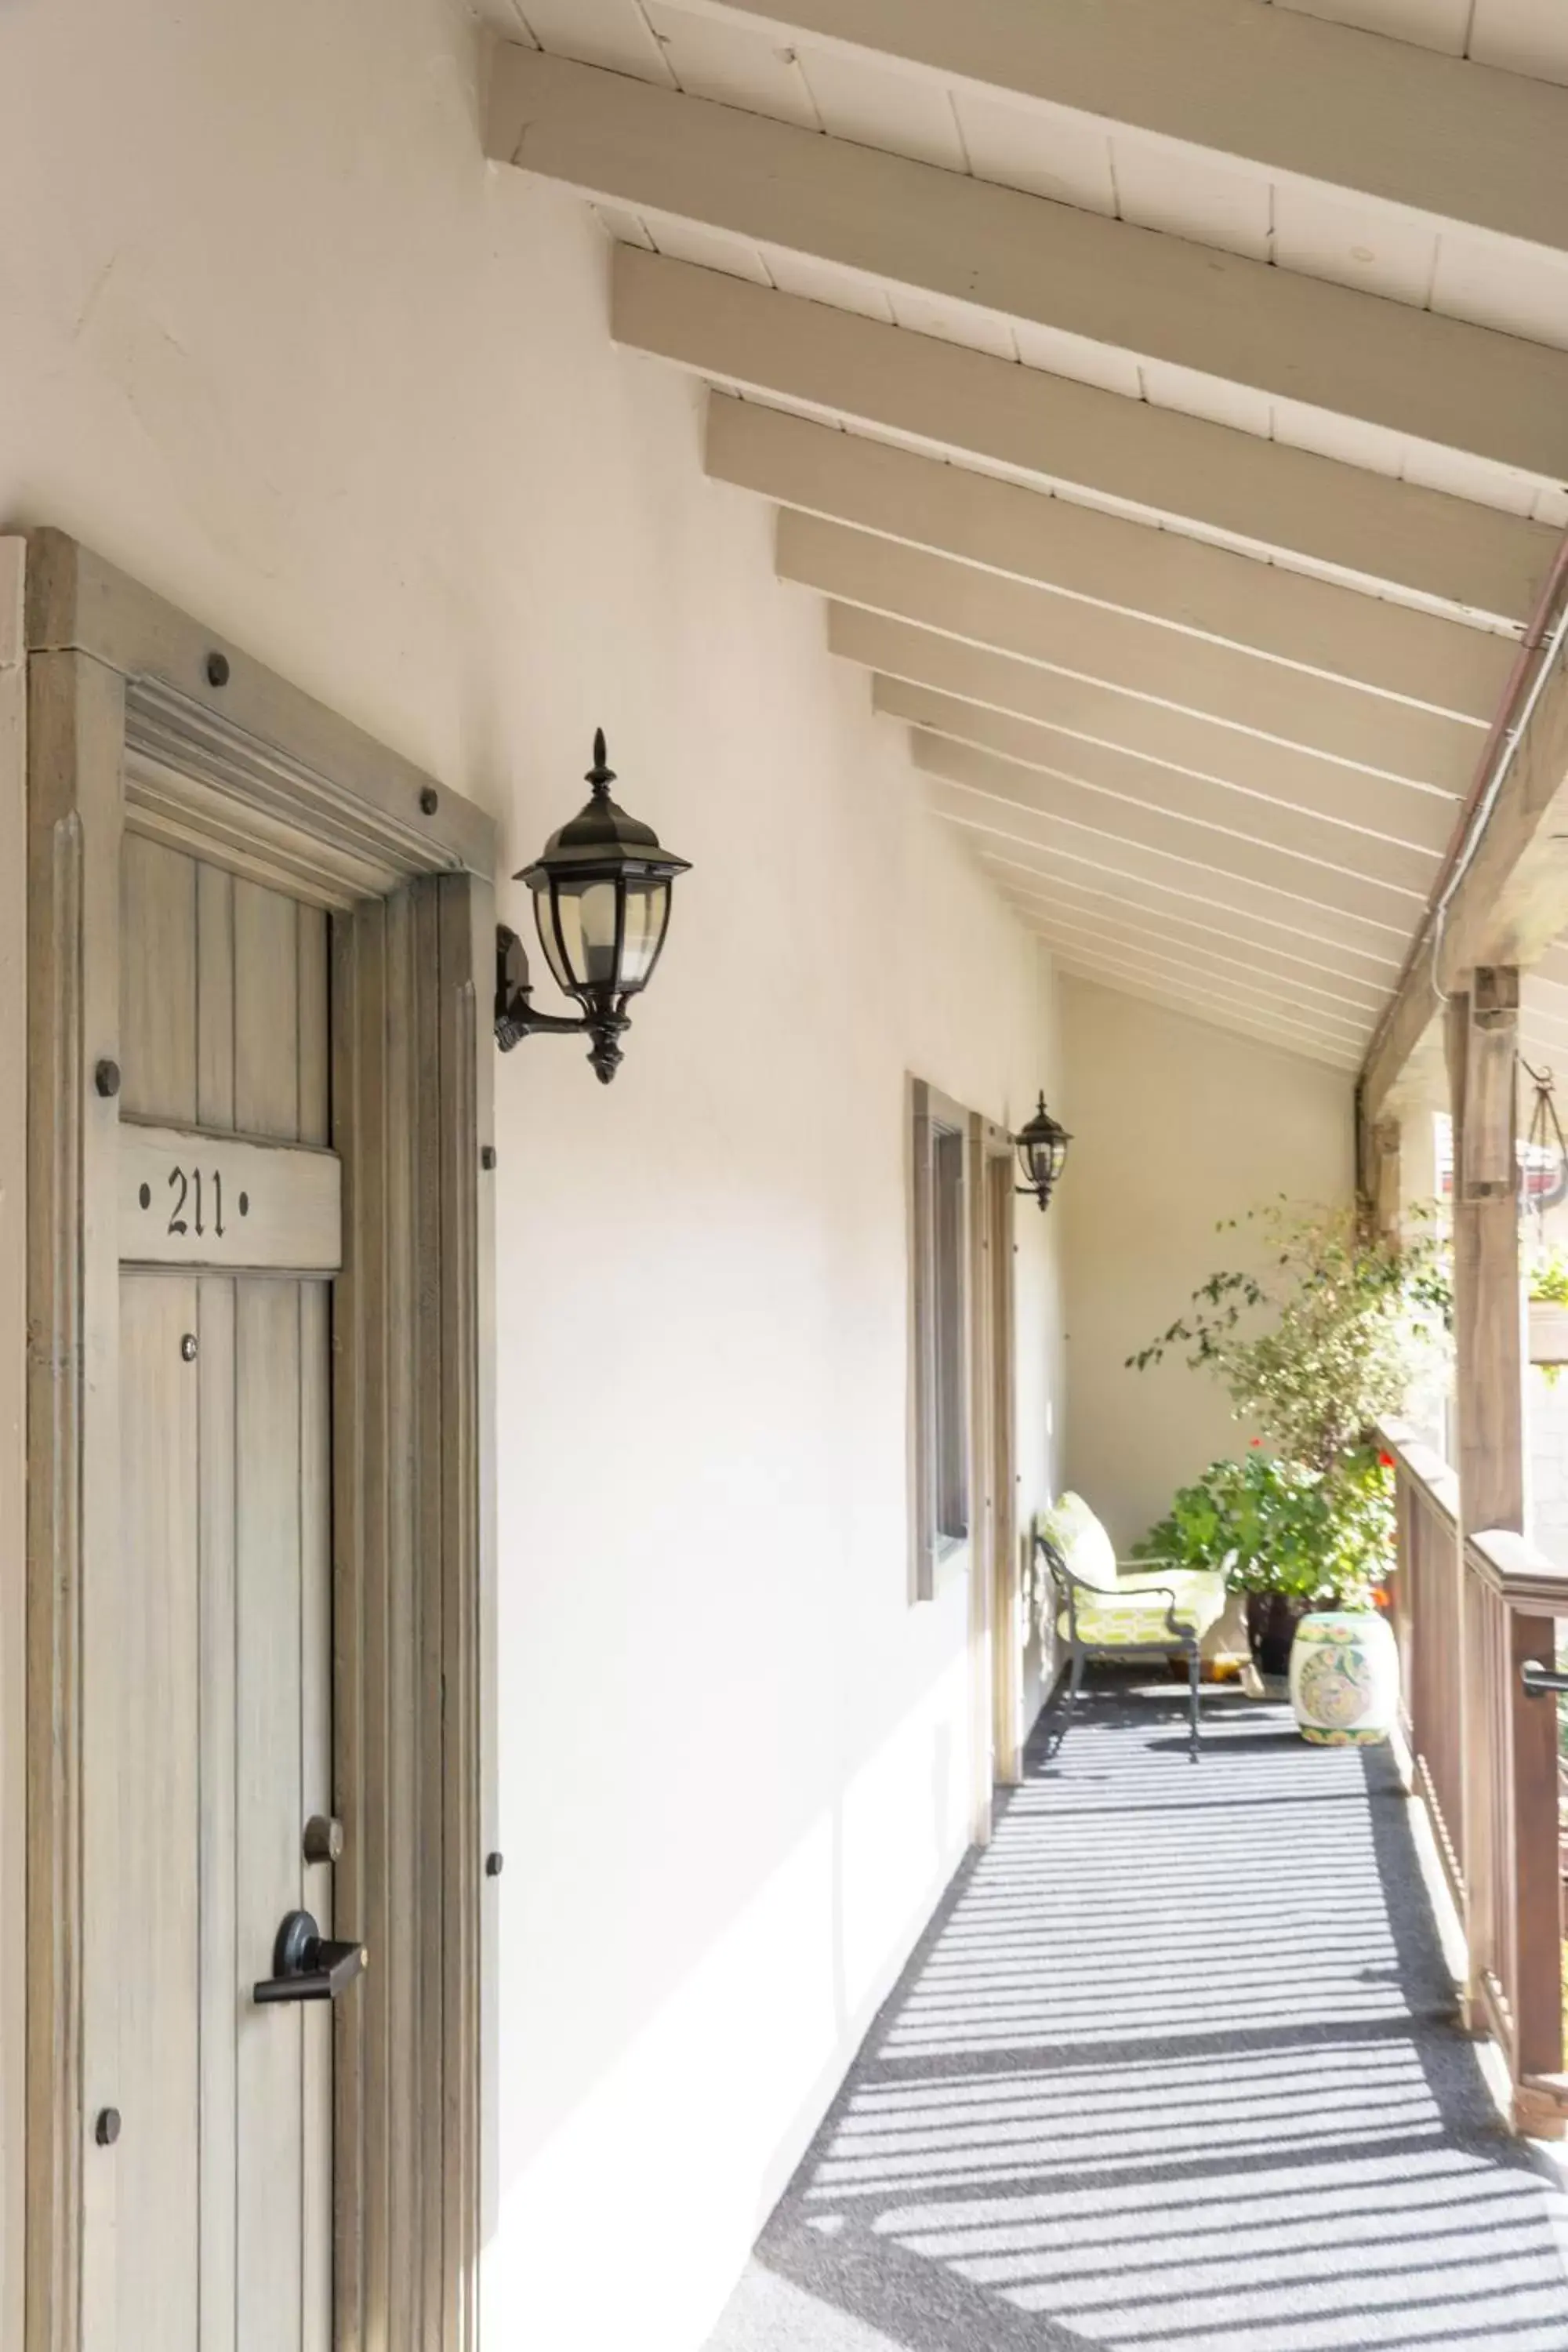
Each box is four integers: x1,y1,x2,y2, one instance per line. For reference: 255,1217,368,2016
1247,1593,1309,1679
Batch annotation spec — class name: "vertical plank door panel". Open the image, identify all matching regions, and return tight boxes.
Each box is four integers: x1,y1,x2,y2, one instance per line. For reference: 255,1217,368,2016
234,881,299,1142
116,1273,202,2352
299,1280,332,2352
122,836,198,1124
235,1279,304,2352
197,1276,238,2352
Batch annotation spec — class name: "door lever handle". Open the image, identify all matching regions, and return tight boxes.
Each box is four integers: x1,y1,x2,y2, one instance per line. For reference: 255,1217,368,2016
253,1910,368,2005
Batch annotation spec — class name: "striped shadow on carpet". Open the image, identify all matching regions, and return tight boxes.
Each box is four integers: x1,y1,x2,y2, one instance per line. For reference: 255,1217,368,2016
705,1672,1568,2352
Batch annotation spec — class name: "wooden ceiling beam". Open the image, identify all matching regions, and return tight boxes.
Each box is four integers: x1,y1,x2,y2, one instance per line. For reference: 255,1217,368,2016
932,780,1406,960
684,0,1568,258
708,396,1515,718
839,609,1463,840
972,844,1402,984
492,49,1568,479
613,252,1554,625
984,860,1389,1009
915,733,1421,927
783,514,1484,786
875,677,1444,879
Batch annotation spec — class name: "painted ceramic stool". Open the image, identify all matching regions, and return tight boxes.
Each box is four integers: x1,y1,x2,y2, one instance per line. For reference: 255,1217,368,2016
1289,1610,1399,1746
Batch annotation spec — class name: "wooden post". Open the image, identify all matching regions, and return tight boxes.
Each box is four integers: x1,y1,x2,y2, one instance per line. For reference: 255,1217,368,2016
1446,975,1525,2030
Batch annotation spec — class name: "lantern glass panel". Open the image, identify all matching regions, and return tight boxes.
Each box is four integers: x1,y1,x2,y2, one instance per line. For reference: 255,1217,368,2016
543,879,620,995
619,880,671,993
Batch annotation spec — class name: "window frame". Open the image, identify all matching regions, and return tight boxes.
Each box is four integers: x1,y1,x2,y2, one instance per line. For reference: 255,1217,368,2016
911,1078,972,1598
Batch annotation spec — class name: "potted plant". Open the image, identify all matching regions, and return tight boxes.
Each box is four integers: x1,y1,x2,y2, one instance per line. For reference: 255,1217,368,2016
1129,1204,1446,1738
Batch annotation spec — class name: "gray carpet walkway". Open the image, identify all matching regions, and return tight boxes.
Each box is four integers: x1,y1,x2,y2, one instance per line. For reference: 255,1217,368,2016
705,1671,1568,2352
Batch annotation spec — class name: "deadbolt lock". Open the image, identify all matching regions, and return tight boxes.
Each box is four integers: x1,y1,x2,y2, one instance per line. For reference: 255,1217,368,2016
303,1813,345,1864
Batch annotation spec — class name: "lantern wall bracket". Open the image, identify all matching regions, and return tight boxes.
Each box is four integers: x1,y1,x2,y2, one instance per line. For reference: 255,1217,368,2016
495,924,630,1084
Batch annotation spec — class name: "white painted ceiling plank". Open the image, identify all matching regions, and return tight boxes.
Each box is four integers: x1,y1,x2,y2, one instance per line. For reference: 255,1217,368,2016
1274,0,1470,54
837,608,1466,836
1037,950,1364,1067
782,514,1486,786
675,0,1568,253
642,4,822,122
516,0,675,81
978,845,1404,983
489,51,1568,479
1270,180,1436,306
1109,136,1273,261
913,732,1423,925
1002,908,1375,1039
637,211,773,281
931,780,1410,959
989,870,1389,1011
877,678,1444,880
794,41,967,166
612,252,1559,621
707,397,1512,711
952,88,1117,212
1469,0,1568,85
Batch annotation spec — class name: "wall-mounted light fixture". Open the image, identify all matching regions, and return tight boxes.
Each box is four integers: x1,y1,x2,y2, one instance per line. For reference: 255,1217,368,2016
1014,1094,1072,1212
495,731,691,1084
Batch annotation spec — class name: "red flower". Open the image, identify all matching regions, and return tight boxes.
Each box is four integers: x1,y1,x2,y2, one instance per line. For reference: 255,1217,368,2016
1249,1436,1262,1448
1378,1450,1395,1468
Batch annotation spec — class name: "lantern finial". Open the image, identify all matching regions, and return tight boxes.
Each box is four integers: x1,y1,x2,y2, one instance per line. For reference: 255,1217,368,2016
587,728,615,795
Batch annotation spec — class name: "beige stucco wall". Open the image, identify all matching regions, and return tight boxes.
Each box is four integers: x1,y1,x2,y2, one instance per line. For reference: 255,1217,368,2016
0,5,1065,2347
1059,978,1356,1554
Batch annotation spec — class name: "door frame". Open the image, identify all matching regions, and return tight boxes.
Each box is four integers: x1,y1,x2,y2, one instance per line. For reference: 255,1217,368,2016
16,530,496,2352
967,1117,1021,1843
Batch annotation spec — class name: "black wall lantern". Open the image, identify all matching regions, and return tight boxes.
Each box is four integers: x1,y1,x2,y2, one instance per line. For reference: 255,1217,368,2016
1014,1094,1072,1212
495,731,691,1083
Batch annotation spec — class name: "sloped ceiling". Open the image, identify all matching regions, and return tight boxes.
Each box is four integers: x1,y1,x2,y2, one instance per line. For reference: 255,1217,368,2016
485,0,1568,1076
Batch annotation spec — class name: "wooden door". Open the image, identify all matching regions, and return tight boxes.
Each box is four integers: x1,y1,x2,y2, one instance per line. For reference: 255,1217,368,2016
87,838,339,2352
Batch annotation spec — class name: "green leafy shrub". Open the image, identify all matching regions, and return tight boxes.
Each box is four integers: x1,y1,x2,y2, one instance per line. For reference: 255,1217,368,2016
1135,1447,1393,1612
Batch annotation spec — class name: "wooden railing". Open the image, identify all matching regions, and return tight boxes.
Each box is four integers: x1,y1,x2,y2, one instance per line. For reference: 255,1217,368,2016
1384,1422,1568,2133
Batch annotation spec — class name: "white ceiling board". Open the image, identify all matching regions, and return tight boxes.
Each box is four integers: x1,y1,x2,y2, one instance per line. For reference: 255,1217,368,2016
637,211,773,282
1270,182,1436,307
953,89,1116,213
795,42,967,168
1399,438,1547,521
978,844,1405,984
1267,398,1406,481
931,777,1411,960
1138,359,1273,441
1011,319,1144,398
591,203,656,249
876,680,1446,883
1109,136,1272,261
886,286,1018,361
1430,233,1568,356
1008,913,1376,1040
913,732,1424,926
835,607,1468,831
641,5,821,122
1535,486,1568,528
513,0,674,82
1271,0,1471,52
989,869,1390,1011
1470,0,1568,83
753,246,893,321
1033,949,1364,1067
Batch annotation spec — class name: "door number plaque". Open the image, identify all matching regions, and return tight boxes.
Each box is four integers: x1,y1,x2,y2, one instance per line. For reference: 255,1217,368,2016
119,1122,342,1273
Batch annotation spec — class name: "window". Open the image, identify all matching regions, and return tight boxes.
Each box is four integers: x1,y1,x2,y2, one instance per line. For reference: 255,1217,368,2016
912,1081,970,1595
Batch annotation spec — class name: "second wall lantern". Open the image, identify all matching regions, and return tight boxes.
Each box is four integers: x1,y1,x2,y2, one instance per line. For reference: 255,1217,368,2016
495,731,691,1083
1014,1094,1072,1213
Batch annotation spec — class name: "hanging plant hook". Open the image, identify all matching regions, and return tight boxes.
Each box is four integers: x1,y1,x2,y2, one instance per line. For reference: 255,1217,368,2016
1520,1058,1568,1236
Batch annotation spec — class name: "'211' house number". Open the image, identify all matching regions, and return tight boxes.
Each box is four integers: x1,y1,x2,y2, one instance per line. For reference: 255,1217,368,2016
140,1163,252,1238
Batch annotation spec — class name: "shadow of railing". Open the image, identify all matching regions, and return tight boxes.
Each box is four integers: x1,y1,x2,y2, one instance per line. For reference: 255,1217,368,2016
708,1670,1568,2352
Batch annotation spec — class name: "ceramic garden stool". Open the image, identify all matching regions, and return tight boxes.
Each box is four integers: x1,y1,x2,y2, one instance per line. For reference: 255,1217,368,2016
1289,1610,1399,1745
